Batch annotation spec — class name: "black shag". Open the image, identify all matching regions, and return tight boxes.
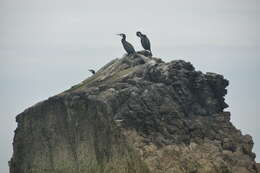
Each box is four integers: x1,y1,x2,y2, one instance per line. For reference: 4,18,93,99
88,69,95,74
136,31,152,54
117,33,135,55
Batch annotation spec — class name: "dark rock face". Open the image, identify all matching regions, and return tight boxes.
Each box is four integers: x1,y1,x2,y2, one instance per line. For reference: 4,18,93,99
10,52,258,173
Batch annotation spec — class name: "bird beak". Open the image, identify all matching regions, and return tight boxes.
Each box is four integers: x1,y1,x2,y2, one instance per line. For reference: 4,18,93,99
116,34,121,36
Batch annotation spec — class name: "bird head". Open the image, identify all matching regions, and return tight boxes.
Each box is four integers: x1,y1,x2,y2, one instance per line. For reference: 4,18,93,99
136,31,142,37
117,33,126,38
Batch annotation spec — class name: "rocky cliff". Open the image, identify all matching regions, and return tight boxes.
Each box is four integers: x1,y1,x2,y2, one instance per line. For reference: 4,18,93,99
10,52,258,173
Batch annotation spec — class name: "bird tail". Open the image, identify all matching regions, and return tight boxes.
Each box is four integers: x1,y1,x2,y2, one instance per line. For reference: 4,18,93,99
149,50,153,56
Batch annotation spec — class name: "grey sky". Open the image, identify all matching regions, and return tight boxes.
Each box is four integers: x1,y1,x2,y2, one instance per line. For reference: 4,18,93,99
0,0,259,172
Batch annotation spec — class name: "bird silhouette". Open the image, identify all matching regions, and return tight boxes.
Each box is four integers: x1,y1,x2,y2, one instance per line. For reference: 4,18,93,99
136,31,152,55
117,33,135,55
88,69,95,75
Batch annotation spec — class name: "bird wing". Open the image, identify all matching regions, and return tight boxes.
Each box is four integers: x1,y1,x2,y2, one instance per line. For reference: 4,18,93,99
124,41,136,53
141,36,151,51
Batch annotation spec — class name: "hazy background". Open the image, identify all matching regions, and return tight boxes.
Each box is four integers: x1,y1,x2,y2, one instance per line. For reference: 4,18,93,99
0,0,259,172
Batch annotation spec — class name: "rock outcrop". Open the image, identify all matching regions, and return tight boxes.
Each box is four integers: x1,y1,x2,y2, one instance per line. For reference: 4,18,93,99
10,51,258,173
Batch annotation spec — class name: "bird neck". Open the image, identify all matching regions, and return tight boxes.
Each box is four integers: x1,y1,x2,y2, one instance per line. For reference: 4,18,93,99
121,38,126,43
121,35,126,40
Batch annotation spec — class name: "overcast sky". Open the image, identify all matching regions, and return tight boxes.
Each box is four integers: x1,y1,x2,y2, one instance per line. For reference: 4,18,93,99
0,0,259,172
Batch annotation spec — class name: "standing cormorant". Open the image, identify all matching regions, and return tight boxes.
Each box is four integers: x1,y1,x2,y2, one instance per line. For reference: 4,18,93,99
88,69,95,74
136,31,152,55
117,33,136,55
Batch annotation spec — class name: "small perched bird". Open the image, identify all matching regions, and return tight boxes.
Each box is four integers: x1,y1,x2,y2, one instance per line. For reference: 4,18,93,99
88,69,95,75
136,31,152,55
117,33,136,55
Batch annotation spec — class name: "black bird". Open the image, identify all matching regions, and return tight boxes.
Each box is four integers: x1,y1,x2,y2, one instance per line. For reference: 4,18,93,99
117,33,135,55
88,69,95,75
136,31,152,54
